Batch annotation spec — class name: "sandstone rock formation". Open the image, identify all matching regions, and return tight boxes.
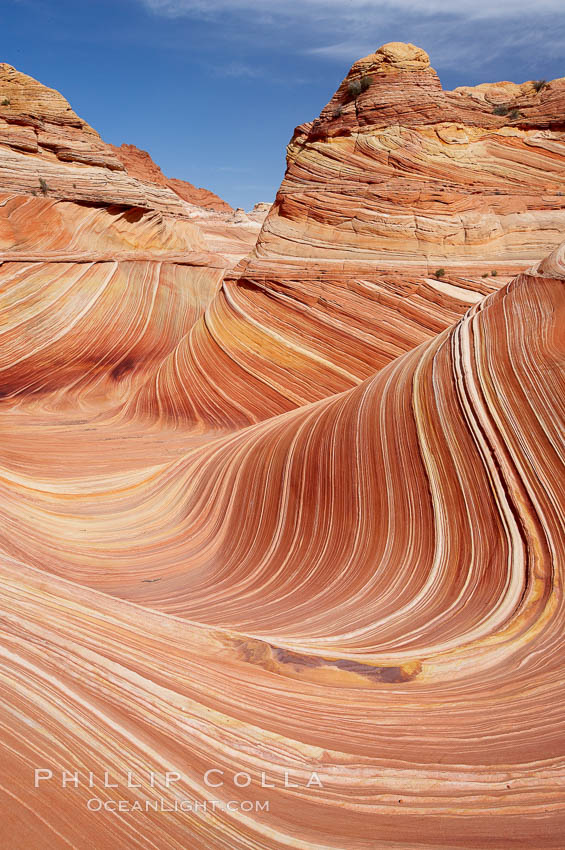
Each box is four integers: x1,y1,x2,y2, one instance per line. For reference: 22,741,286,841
0,245,563,849
189,201,271,267
0,45,564,850
0,63,124,170
107,142,267,264
109,142,233,212
126,43,565,429
0,63,261,267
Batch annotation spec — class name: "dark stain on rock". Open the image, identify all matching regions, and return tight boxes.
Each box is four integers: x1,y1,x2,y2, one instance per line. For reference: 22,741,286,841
230,637,421,685
111,358,136,381
333,658,414,683
271,646,323,669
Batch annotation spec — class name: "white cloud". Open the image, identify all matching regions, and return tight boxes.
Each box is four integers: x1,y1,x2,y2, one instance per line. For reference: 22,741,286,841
140,0,564,75
142,0,564,21
308,41,377,60
214,61,259,77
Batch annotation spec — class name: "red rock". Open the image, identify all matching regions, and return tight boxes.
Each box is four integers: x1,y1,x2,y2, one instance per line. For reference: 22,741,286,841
0,44,564,850
108,142,170,186
0,243,563,848
147,41,563,426
0,64,257,266
167,176,232,212
109,142,233,212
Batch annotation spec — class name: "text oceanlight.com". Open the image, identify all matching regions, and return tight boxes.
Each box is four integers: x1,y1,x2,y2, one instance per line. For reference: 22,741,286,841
86,798,271,813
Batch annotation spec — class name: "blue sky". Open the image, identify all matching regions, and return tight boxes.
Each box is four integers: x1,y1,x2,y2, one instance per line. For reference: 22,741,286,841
2,0,564,209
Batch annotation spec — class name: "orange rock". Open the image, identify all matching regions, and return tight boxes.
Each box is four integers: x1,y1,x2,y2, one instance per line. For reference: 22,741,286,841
0,64,259,267
161,42,563,426
109,141,234,212
106,143,265,265
0,245,563,849
0,43,564,850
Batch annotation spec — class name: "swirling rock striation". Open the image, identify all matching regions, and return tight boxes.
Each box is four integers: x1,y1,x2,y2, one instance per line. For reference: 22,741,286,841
107,143,267,264
0,63,260,266
0,64,266,412
130,43,565,428
0,244,563,850
0,45,564,850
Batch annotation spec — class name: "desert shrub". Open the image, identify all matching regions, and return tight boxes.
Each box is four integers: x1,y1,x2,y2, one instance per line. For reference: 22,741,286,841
532,79,547,93
434,268,446,279
509,109,520,120
347,79,362,98
39,177,49,195
332,105,344,118
493,104,509,116
491,270,498,277
348,75,372,99
1,97,10,106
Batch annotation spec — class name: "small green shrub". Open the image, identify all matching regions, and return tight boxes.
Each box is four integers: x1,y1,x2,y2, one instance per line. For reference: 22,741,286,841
347,79,362,98
348,75,372,99
332,105,344,119
434,268,446,279
491,270,498,277
532,79,547,93
39,177,49,195
1,97,10,106
508,109,520,121
493,104,509,116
